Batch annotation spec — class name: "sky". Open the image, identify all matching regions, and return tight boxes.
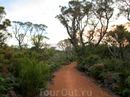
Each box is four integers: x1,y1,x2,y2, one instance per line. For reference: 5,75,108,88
1,0,71,47
0,0,129,47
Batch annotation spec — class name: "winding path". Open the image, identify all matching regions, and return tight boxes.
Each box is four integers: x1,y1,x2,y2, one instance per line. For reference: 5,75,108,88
47,62,119,97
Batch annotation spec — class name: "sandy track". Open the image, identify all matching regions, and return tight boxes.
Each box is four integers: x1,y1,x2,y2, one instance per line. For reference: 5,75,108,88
47,62,118,97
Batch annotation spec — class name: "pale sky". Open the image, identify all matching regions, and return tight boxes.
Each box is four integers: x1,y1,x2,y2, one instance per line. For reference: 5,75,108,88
0,0,129,47
1,0,70,47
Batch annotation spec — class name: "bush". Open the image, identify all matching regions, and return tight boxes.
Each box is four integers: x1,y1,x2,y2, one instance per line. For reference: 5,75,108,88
82,54,102,67
115,68,130,96
122,75,130,97
89,64,104,79
47,58,62,73
12,50,50,62
103,58,123,72
0,73,19,97
122,88,130,97
0,48,14,69
126,75,130,88
94,44,111,59
12,58,50,97
76,63,86,71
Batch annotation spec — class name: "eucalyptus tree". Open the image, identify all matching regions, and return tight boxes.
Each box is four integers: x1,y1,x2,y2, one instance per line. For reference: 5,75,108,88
0,6,11,48
57,39,72,50
116,0,130,21
57,39,73,61
0,6,5,23
56,0,96,50
56,0,114,55
107,25,130,60
12,21,32,50
31,24,48,52
92,0,114,49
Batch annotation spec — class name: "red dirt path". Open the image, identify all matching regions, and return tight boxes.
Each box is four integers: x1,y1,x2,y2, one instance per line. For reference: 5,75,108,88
47,62,119,97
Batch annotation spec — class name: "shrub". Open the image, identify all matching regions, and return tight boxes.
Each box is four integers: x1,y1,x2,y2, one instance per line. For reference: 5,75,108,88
12,58,50,97
122,88,130,97
0,73,19,97
76,63,85,71
82,54,102,67
126,75,130,88
0,48,14,68
3,49,14,61
103,58,123,72
89,64,104,79
47,58,62,73
115,69,130,95
94,44,111,59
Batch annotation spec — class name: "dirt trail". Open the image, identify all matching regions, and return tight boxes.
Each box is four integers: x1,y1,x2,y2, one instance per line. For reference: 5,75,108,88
47,62,118,97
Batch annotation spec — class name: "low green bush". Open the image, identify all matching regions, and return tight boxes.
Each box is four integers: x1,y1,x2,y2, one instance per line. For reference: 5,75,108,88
115,68,130,96
19,59,49,96
103,58,123,72
89,64,104,79
0,73,19,97
122,88,130,97
82,54,102,67
76,63,85,71
10,58,50,97
126,75,130,88
12,50,50,62
94,44,111,59
122,75,130,97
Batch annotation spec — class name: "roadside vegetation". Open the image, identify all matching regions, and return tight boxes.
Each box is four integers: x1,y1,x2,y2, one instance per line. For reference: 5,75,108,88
0,7,70,97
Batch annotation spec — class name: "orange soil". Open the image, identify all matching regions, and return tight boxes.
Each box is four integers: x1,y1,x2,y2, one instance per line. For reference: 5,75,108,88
47,62,119,97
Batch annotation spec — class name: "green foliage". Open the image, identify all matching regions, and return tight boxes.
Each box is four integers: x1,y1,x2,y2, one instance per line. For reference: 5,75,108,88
0,6,11,48
0,73,19,97
115,68,130,95
0,48,14,70
11,50,50,62
103,58,123,72
83,54,102,67
122,88,130,97
94,44,111,59
12,58,50,97
31,35,49,52
76,63,86,71
76,54,102,71
47,57,62,73
125,75,130,88
46,47,56,57
76,44,94,62
122,75,130,97
3,49,14,61
89,64,104,79
107,25,130,60
98,72,109,80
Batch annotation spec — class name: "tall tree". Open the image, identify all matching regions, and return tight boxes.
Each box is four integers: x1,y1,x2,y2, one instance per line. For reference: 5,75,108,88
0,6,11,48
31,24,48,52
56,0,95,49
57,39,73,61
57,39,72,50
0,6,5,22
56,0,114,56
107,25,130,60
116,0,130,21
92,0,114,49
31,35,49,52
12,21,32,50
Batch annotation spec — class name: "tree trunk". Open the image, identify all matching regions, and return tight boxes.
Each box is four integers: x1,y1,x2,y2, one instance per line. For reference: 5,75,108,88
19,42,23,50
119,43,125,60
